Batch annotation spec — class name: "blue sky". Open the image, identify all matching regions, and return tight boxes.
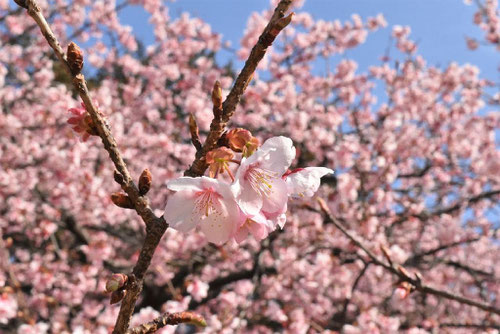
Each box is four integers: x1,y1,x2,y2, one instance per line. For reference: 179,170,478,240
120,0,499,81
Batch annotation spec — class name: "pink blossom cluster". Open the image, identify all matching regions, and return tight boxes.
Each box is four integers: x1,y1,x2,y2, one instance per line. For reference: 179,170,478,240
0,0,499,333
165,134,332,244
468,0,500,49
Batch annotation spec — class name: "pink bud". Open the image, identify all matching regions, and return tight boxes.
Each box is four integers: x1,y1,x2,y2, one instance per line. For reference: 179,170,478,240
226,128,260,157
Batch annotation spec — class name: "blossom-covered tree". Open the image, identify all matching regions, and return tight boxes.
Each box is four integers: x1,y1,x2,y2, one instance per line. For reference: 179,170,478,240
1,0,499,333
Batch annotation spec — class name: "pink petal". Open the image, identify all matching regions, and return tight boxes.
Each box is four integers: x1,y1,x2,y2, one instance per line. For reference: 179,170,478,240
167,176,206,192
261,178,288,214
258,136,296,175
236,180,263,216
199,196,239,245
286,167,333,198
67,117,80,125
164,190,199,232
247,219,268,241
234,225,249,244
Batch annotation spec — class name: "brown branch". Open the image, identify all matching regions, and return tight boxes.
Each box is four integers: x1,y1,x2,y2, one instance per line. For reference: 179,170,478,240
184,0,294,177
16,1,168,333
126,311,206,334
316,197,500,316
439,322,500,330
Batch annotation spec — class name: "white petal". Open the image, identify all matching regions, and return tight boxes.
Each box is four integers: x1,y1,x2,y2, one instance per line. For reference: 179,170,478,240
236,181,263,216
261,177,288,214
286,167,334,198
199,196,239,245
258,136,296,175
167,176,204,192
164,190,199,232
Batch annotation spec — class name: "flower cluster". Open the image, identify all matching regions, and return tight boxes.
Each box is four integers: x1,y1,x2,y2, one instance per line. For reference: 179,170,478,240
164,131,333,244
67,103,98,141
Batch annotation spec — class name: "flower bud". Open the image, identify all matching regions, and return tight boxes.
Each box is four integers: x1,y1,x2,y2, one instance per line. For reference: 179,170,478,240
105,273,128,292
83,115,98,136
226,128,260,157
67,42,84,75
14,0,28,10
188,113,202,151
111,192,134,209
211,80,223,110
178,311,207,327
138,169,152,195
110,289,127,305
395,281,413,299
5,237,13,248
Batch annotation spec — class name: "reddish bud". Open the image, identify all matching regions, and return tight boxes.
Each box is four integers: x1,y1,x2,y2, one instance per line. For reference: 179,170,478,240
226,128,260,157
5,237,13,248
188,113,202,151
67,42,84,75
211,80,223,110
110,289,127,305
111,192,134,209
83,115,98,136
105,273,128,292
395,281,413,299
138,169,152,195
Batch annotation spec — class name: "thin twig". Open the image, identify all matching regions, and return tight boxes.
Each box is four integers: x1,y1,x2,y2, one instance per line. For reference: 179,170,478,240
316,197,500,316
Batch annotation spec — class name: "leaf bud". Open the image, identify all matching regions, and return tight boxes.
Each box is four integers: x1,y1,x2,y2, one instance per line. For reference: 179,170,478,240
111,192,134,209
67,42,84,75
105,273,128,293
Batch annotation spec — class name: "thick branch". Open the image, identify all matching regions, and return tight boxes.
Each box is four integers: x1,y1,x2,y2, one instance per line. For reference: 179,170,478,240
317,197,500,316
184,0,294,177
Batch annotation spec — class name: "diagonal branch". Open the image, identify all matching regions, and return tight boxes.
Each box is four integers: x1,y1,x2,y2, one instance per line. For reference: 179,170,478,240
185,0,294,177
316,197,500,316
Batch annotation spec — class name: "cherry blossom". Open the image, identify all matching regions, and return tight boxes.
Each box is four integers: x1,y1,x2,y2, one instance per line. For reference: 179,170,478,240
164,176,240,245
231,136,295,217
284,167,334,198
1,0,499,332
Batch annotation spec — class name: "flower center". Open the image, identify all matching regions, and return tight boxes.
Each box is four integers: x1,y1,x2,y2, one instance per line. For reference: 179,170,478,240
194,189,219,217
245,165,278,196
